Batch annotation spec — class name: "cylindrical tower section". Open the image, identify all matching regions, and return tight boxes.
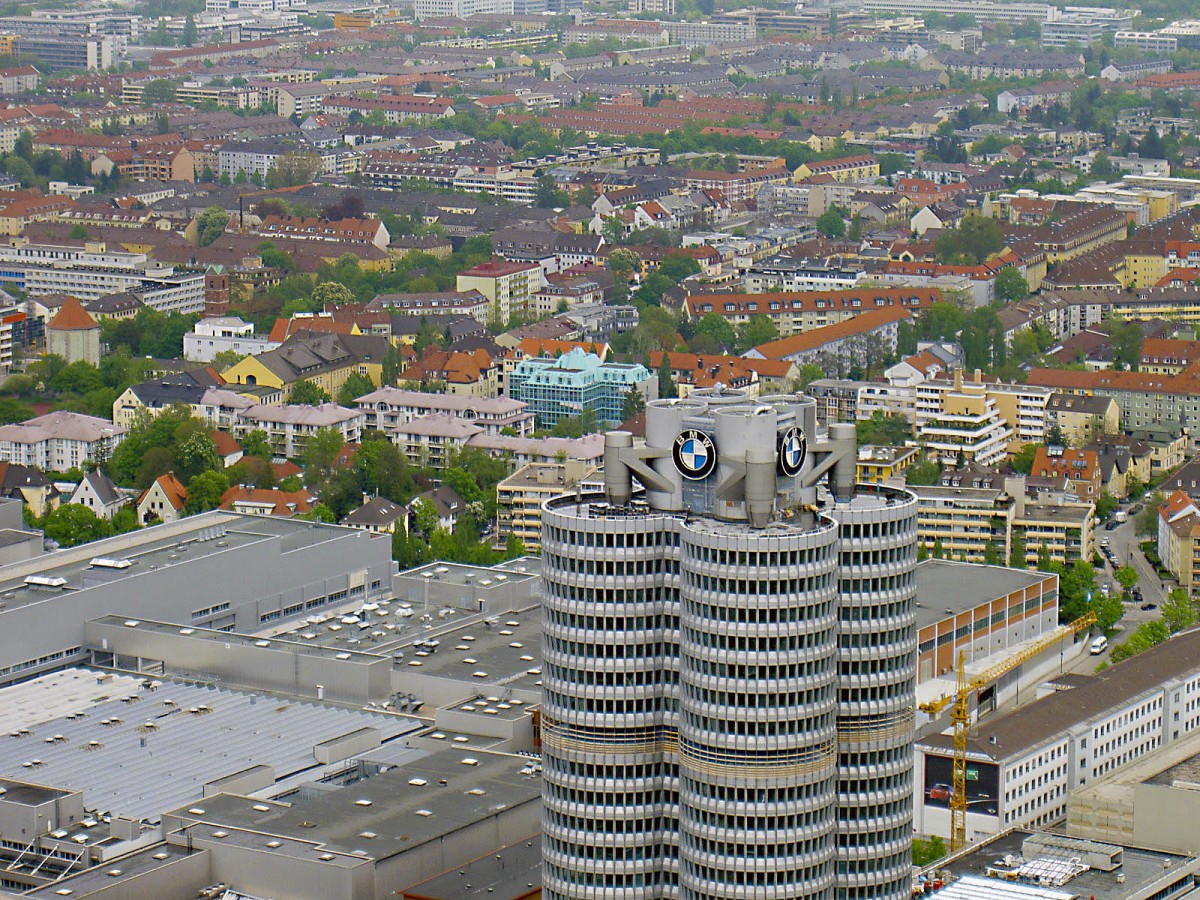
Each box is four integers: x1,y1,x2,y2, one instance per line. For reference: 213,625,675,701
676,516,841,900
831,485,918,900
540,495,682,900
645,398,707,512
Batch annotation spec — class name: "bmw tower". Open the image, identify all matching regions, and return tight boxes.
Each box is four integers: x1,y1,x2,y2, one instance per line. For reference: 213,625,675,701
540,388,918,900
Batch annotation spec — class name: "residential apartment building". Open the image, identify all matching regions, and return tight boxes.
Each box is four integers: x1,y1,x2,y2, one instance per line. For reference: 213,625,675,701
1158,491,1200,594
0,411,125,471
507,347,654,428
183,317,280,364
456,260,545,326
233,403,364,459
1029,362,1200,434
495,459,598,552
912,475,1094,565
793,155,881,183
222,333,388,401
1046,393,1120,446
1030,446,1102,504
354,387,535,437
917,628,1200,843
683,167,791,204
917,371,1049,455
0,242,204,313
856,444,919,484
683,288,938,338
913,372,1012,466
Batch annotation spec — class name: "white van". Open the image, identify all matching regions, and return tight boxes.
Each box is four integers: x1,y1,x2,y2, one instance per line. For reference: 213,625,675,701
1090,636,1109,655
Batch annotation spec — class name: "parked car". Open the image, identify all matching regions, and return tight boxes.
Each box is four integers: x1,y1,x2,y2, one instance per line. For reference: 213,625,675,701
1141,603,1158,611
1105,520,1119,531
928,783,951,801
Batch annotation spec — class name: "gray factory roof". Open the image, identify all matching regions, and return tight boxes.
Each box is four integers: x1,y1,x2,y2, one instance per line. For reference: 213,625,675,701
0,673,422,822
166,747,541,863
398,833,542,898
278,600,544,692
0,512,356,613
26,843,195,898
920,627,1200,763
0,668,147,735
914,560,1053,632
926,830,1198,900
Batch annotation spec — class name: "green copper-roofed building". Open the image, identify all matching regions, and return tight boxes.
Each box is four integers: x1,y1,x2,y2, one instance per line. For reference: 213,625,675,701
507,347,655,428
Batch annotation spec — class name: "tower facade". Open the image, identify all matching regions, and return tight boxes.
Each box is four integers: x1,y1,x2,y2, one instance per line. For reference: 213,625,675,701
541,391,917,900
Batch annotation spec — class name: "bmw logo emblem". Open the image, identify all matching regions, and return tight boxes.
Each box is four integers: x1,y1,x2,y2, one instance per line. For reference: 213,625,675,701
778,426,807,477
673,429,717,480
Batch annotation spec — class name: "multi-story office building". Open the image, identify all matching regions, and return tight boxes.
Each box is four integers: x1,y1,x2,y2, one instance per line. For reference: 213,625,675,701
507,347,654,428
540,389,918,900
0,242,204,312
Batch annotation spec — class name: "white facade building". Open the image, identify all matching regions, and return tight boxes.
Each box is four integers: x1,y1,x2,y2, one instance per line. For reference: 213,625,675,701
0,412,126,471
184,317,280,363
916,628,1200,843
354,387,535,437
0,243,203,313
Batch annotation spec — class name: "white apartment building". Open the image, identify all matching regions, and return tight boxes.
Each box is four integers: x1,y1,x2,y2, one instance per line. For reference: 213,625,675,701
916,372,1048,456
914,374,1013,466
232,403,363,459
354,387,535,437
413,0,512,19
0,243,203,312
857,382,916,423
184,317,280,363
916,627,1200,843
0,411,126,471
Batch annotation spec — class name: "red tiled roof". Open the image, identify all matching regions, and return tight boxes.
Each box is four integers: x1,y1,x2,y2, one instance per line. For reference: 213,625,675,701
47,296,97,331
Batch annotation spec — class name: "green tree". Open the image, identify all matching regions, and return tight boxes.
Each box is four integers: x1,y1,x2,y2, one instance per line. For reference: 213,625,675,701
141,79,177,105
912,836,947,867
995,267,1029,303
303,426,345,475
1111,619,1170,663
1094,591,1125,632
658,354,676,400
1009,529,1027,568
1136,492,1163,535
42,504,113,548
0,397,34,424
1090,151,1116,181
1163,587,1196,634
337,372,375,406
184,470,229,514
1115,565,1139,596
182,13,197,46
290,380,331,405
816,207,846,238
904,457,940,486
265,152,323,189
111,505,139,534
195,205,228,247
736,316,778,353
622,388,646,422
691,314,737,352
934,215,1004,265
1107,318,1143,371
1010,443,1038,475
310,281,355,309
240,429,273,460
176,430,220,482
1096,491,1118,522
856,411,911,446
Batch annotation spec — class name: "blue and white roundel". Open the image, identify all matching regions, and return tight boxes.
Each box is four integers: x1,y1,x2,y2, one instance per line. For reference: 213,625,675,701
778,426,807,477
673,429,717,480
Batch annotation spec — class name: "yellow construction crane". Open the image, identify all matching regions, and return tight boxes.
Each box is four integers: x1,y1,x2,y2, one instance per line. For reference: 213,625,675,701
919,612,1097,852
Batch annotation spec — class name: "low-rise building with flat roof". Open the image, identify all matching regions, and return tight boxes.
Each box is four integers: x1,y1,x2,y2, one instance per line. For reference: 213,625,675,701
916,627,1200,843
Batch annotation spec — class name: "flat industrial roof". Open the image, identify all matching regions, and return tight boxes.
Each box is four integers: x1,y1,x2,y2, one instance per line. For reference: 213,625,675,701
0,673,422,823
25,843,195,898
0,512,357,613
926,830,1198,900
920,627,1200,763
397,832,542,899
166,747,541,862
914,560,1053,631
